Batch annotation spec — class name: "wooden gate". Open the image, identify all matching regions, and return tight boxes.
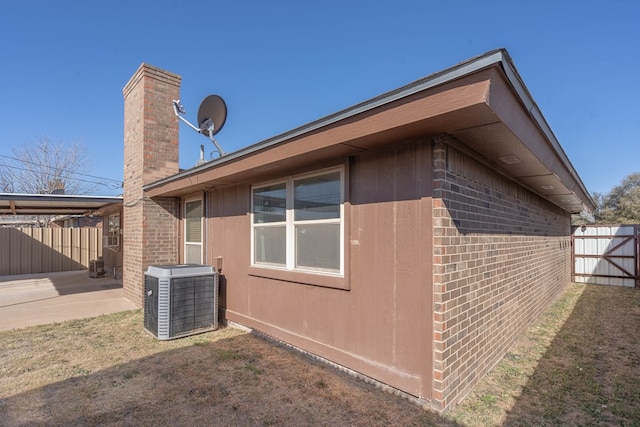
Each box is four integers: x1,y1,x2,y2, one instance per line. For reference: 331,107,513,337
572,224,640,288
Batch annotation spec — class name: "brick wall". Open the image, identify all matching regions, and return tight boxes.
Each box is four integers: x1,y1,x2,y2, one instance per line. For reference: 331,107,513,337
431,139,571,411
122,64,181,306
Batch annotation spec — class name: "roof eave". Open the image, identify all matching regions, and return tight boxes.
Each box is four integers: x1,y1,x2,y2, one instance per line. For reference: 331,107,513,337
144,49,509,193
494,51,595,212
143,49,594,214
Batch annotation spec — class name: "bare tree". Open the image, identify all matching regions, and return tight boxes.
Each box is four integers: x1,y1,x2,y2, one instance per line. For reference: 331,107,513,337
0,136,94,194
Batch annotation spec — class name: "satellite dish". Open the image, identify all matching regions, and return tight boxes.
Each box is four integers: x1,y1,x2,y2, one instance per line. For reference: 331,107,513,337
172,94,228,157
197,95,227,137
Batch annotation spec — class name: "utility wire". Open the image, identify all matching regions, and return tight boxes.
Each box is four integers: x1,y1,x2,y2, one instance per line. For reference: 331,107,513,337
0,153,123,186
0,163,122,190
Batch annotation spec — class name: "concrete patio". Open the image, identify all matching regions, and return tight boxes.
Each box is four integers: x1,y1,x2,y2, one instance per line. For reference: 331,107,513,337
0,270,138,331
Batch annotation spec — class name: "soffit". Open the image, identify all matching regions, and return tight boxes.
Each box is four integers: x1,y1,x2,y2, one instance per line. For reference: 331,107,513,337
450,122,585,212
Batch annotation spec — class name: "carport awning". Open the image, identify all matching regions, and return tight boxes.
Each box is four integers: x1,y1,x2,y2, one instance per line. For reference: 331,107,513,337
0,193,122,215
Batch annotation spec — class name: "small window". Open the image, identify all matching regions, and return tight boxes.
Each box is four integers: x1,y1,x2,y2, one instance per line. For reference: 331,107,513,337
184,199,202,264
252,168,343,275
104,213,120,248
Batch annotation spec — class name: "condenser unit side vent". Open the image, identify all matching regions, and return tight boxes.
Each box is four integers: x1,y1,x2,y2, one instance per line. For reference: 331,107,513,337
158,277,171,338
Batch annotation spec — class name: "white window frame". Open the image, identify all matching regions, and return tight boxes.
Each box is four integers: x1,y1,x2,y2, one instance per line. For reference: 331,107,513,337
103,213,120,249
251,167,344,277
184,197,203,264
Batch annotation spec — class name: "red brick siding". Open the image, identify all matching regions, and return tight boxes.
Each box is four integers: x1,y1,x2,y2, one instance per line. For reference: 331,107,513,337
431,140,571,411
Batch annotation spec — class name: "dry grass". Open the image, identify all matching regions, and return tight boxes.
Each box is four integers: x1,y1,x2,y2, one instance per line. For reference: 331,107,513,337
447,283,640,426
1,283,639,426
0,312,448,426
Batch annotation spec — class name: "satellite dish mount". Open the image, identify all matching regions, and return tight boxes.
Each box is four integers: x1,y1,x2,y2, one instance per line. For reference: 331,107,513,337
172,94,228,157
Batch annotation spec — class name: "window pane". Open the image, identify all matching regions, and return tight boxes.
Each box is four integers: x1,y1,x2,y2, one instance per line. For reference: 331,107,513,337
185,243,202,264
254,226,286,265
295,223,340,271
108,214,120,233
185,200,202,243
294,172,341,221
253,183,286,223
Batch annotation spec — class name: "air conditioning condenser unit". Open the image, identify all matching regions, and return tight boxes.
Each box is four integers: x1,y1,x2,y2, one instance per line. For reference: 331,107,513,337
144,264,218,340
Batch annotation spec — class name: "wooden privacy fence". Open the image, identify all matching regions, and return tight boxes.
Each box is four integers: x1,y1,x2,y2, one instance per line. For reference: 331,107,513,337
572,224,640,288
0,227,102,276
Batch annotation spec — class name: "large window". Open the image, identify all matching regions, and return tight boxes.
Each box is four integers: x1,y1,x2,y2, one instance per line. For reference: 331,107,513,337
184,199,202,264
252,168,343,275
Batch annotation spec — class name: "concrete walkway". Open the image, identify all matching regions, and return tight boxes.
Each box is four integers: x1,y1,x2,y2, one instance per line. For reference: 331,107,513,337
0,270,139,331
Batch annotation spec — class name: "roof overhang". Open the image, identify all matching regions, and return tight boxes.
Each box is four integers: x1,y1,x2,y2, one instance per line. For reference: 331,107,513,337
144,49,594,214
0,193,123,216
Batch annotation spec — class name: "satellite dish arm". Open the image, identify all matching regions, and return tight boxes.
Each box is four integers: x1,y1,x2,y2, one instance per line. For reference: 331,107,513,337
172,100,201,133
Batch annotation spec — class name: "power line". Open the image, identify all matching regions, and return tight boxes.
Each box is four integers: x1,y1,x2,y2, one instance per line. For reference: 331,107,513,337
0,153,123,187
0,163,122,190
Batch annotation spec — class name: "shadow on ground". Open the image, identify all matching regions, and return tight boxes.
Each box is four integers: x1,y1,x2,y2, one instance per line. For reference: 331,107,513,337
502,284,640,426
0,320,458,427
0,270,121,297
7,283,637,426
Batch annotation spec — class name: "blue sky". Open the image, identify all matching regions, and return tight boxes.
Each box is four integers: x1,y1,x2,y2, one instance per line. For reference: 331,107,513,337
0,0,638,197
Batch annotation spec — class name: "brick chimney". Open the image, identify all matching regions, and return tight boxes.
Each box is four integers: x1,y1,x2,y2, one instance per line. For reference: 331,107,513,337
122,64,181,306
